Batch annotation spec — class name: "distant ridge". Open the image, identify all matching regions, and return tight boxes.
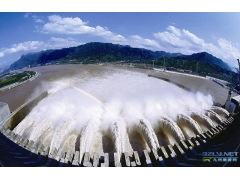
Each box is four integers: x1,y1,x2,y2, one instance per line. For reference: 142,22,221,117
174,52,232,71
7,42,231,72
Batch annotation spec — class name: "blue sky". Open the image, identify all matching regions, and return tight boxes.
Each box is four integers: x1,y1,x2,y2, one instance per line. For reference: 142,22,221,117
1,2,240,70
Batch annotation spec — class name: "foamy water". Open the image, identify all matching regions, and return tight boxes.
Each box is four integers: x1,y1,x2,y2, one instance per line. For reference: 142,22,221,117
13,69,216,160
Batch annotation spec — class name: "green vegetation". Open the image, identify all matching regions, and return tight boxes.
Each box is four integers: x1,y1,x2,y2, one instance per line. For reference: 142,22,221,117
7,42,183,71
0,71,36,88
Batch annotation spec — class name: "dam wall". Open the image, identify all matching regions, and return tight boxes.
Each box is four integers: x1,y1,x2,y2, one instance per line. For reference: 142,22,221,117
0,102,11,124
148,74,191,92
0,91,48,130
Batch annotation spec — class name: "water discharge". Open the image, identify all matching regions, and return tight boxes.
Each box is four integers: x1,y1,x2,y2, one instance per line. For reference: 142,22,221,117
190,111,215,132
177,114,203,139
137,119,160,149
12,68,218,156
79,119,101,162
110,121,128,161
50,118,75,153
205,110,223,125
158,117,185,145
210,106,229,119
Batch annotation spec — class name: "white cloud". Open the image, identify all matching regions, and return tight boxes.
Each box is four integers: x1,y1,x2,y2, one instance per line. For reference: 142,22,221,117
154,26,207,53
0,38,81,58
42,15,95,34
35,19,44,23
167,26,182,37
41,15,127,44
32,15,44,23
0,52,4,57
153,26,240,68
217,38,240,68
39,15,161,50
182,29,204,46
48,37,82,49
129,35,162,50
24,12,32,18
24,14,44,23
0,41,43,57
4,41,44,54
103,32,127,44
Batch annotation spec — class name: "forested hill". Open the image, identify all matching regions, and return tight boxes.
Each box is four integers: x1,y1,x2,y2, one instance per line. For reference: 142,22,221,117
8,42,232,73
8,42,181,71
174,52,232,71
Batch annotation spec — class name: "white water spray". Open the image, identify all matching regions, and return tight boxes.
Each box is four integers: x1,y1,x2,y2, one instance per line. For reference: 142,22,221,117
210,106,229,119
50,118,75,153
13,114,41,138
79,119,101,163
28,118,54,143
190,111,215,131
110,120,127,160
159,117,185,144
137,119,160,149
205,109,223,125
177,114,203,133
12,67,215,156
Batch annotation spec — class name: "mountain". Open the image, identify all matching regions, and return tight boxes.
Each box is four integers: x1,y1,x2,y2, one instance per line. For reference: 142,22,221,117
8,42,183,71
70,42,182,61
7,42,231,74
9,49,54,70
174,52,232,71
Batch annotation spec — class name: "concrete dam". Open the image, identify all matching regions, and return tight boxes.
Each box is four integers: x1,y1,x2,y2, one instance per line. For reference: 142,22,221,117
0,64,239,167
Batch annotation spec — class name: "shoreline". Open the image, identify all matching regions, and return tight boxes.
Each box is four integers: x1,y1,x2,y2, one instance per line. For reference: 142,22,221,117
0,71,40,92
